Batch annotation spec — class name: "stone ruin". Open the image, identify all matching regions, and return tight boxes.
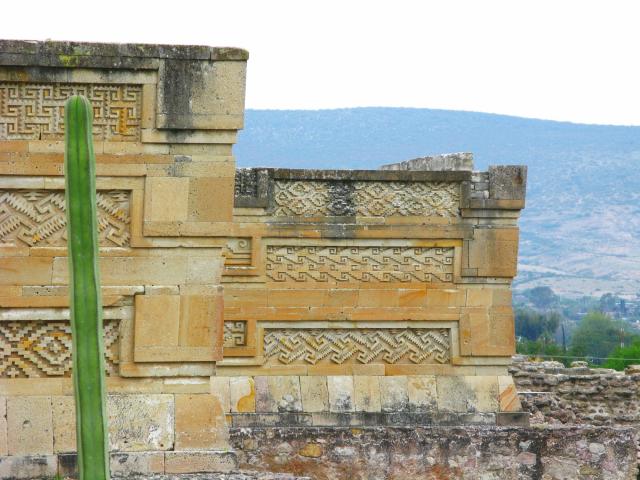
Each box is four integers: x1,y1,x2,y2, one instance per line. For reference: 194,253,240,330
0,40,636,479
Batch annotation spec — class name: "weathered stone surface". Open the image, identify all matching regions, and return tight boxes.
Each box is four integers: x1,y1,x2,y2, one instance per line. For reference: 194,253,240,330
0,397,6,456
175,394,229,450
165,451,238,474
327,376,354,413
108,394,174,451
379,152,474,172
229,426,637,480
6,396,52,455
0,454,57,479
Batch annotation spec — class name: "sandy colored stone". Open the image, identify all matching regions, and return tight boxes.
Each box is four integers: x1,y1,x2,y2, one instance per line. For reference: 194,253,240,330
328,376,354,413
144,177,190,222
175,393,229,450
111,451,165,475
354,376,382,412
7,396,53,455
498,375,522,412
164,451,237,474
380,376,409,413
300,376,329,413
230,377,255,413
210,376,231,412
299,443,323,458
255,376,302,413
108,394,174,451
0,397,6,456
407,376,437,412
52,396,76,453
436,376,499,413
188,177,234,222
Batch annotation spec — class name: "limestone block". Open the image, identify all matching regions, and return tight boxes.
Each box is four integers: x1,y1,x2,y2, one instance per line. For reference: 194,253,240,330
229,377,255,413
380,376,409,413
0,455,57,479
188,177,235,222
144,177,189,222
255,376,303,413
134,293,223,362
300,376,329,413
407,376,437,412
0,397,6,456
328,376,354,413
0,257,52,285
175,394,229,450
354,376,382,413
489,165,527,201
498,375,522,412
466,228,519,278
156,58,246,130
110,452,165,476
210,376,231,412
436,376,499,413
108,394,174,451
52,396,75,453
7,396,53,455
460,307,516,357
164,451,238,474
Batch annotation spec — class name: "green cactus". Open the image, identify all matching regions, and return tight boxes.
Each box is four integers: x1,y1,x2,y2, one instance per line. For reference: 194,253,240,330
64,95,110,480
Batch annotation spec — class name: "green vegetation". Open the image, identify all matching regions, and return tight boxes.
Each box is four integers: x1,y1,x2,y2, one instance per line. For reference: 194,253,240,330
515,287,640,369
64,95,110,480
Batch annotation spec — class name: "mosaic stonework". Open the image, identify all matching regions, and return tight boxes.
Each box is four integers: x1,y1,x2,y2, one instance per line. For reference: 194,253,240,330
0,320,119,378
0,82,142,141
266,246,454,283
0,190,130,247
264,328,450,365
273,181,460,217
224,321,247,348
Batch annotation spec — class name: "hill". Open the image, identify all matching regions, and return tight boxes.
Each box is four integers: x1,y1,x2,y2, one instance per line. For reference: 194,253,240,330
235,108,640,297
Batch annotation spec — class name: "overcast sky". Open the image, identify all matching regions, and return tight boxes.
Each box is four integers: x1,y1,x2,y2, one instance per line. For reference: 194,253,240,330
4,0,639,125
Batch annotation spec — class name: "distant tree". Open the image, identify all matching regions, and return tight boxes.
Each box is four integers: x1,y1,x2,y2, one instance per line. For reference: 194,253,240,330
569,312,630,361
515,308,560,341
525,286,558,310
516,338,566,363
603,339,640,371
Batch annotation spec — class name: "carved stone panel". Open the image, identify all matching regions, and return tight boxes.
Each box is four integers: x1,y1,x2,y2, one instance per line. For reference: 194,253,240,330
0,190,131,247
273,180,460,217
0,319,119,378
266,246,454,283
264,328,450,365
0,82,142,141
223,321,247,348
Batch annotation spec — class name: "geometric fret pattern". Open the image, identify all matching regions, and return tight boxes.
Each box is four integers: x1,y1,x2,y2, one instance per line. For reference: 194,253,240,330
266,246,454,283
0,320,119,378
0,190,130,247
0,82,142,141
264,328,450,365
223,321,247,348
273,181,460,217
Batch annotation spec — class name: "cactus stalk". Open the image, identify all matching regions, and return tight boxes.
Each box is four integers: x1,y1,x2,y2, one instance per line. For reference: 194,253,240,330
64,95,110,480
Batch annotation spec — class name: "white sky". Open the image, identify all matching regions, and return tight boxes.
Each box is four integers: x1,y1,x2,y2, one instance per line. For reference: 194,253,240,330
4,0,640,125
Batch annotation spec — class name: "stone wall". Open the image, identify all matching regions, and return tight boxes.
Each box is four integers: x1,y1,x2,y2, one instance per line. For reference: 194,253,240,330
511,358,640,426
228,426,637,480
0,39,550,478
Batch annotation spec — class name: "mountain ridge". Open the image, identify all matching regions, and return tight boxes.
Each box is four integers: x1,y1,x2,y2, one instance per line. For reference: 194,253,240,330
235,107,640,297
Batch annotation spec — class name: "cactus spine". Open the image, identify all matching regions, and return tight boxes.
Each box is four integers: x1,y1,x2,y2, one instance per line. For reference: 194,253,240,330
64,95,110,480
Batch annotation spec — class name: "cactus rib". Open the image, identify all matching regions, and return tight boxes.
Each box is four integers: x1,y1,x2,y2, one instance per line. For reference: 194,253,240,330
64,95,110,480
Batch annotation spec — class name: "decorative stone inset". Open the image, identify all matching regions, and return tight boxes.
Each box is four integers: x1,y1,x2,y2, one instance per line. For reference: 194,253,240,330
0,190,131,247
263,328,450,365
266,246,454,283
0,82,142,141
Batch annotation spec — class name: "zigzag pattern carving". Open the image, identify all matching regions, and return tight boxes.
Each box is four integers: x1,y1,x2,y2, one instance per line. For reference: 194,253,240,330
0,320,119,378
264,328,450,365
0,190,130,247
273,181,460,217
266,246,454,283
0,82,142,141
